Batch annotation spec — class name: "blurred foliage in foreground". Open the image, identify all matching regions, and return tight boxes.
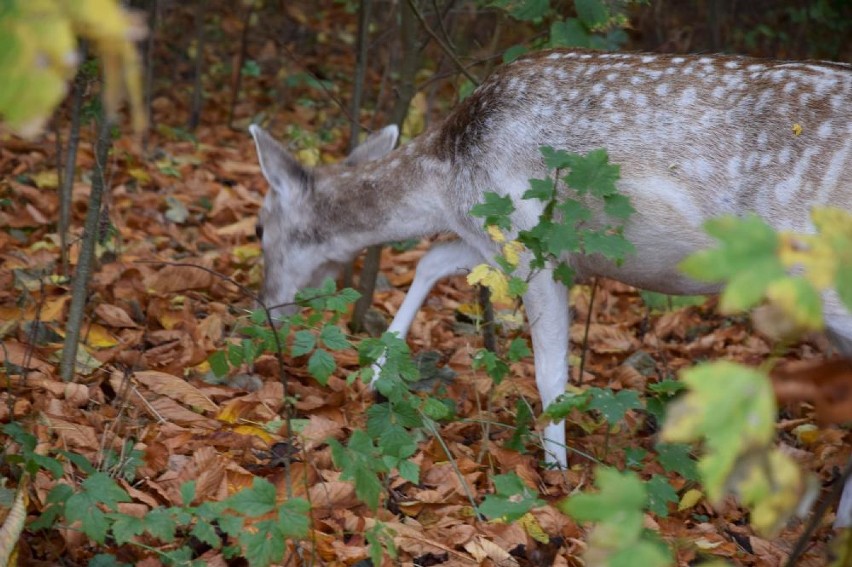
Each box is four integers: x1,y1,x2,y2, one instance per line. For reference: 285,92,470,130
0,0,146,137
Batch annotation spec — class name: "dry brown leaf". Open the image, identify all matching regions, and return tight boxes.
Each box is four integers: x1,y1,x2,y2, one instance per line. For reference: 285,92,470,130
134,370,218,413
308,481,359,513
300,415,345,451
95,303,140,328
148,397,220,429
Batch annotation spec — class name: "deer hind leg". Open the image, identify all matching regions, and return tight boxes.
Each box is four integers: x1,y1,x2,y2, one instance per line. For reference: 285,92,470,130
370,240,484,383
823,295,852,529
523,268,571,467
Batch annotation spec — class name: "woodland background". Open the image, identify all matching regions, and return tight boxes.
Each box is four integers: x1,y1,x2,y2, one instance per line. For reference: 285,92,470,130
1,0,851,566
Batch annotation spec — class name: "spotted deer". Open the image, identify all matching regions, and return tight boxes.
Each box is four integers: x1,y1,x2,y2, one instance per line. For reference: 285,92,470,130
250,49,852,527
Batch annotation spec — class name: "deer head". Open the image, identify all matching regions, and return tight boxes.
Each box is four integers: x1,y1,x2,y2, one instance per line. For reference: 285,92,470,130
249,124,399,317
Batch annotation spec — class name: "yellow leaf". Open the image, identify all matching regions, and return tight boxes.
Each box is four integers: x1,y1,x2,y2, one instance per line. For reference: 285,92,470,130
518,513,549,544
792,123,803,136
779,232,835,289
677,488,703,511
487,225,506,243
792,424,820,445
84,323,119,348
232,244,261,262
233,424,274,443
128,167,151,184
467,264,511,303
402,92,427,139
42,295,70,322
32,170,59,189
157,310,184,330
456,301,483,321
766,277,823,331
502,240,524,268
296,147,320,166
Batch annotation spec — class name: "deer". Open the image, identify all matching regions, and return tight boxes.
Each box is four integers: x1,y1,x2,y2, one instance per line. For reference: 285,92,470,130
249,49,852,527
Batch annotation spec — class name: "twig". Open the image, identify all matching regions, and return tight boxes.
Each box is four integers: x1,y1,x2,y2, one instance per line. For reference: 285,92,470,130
577,278,598,382
421,415,484,520
405,0,479,86
784,457,852,567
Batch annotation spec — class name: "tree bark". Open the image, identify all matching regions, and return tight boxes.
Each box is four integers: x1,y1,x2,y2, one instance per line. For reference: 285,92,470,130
60,115,112,382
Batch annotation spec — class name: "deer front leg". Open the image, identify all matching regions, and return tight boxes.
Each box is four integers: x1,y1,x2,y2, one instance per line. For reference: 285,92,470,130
371,240,485,383
523,268,571,468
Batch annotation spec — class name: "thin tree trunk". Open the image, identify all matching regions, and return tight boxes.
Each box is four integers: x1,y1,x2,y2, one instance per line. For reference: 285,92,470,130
143,0,158,151
343,0,373,289
188,0,206,131
59,42,89,277
228,0,256,129
60,115,112,383
350,0,421,333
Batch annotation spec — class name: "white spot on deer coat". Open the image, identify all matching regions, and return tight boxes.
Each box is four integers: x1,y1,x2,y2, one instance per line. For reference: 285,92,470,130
818,122,834,138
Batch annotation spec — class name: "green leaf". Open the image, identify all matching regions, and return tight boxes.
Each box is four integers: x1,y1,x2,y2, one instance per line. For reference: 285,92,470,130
503,44,528,63
109,513,145,545
522,178,555,201
209,350,229,377
588,388,642,424
574,0,609,28
506,398,534,452
278,498,310,538
543,390,591,420
609,540,672,567
624,446,647,469
88,554,132,567
65,492,109,543
142,508,178,542
421,397,451,420
552,263,575,286
582,230,635,262
603,193,635,219
660,361,775,501
479,473,544,521
179,481,196,506
540,145,573,169
556,198,592,225
470,192,516,230
326,287,361,312
241,520,285,567
227,477,277,517
508,276,529,297
836,263,852,312
646,474,678,517
506,338,532,361
563,149,620,197
397,459,420,484
550,18,591,48
330,431,387,510
560,467,645,525
508,0,549,21
655,443,699,482
679,214,782,290
319,324,350,351
191,518,221,548
472,349,510,384
291,330,316,357
307,349,336,384
543,221,581,256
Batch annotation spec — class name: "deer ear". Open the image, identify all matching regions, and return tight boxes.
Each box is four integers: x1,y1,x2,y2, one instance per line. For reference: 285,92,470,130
249,125,309,199
345,125,399,165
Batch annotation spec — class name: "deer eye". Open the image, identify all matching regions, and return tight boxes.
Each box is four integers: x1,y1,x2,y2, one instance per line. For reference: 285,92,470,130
255,224,264,240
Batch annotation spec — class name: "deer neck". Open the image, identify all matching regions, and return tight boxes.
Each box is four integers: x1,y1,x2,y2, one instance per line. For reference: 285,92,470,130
314,131,455,257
